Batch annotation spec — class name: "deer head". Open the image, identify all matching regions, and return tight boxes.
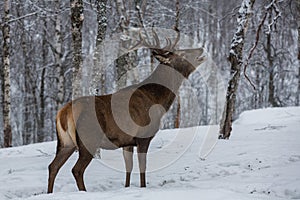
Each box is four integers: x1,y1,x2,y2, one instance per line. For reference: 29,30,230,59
130,27,206,78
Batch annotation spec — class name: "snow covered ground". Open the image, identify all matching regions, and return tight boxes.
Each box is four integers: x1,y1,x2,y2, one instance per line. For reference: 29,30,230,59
0,107,300,200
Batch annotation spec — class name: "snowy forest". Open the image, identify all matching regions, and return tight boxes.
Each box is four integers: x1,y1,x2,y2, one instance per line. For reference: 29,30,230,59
0,0,299,147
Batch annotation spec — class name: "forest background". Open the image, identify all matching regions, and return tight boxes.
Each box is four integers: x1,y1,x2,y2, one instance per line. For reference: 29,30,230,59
0,0,299,147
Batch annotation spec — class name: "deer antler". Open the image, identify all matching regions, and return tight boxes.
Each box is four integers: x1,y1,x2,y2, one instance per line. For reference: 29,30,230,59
129,27,180,52
170,26,180,50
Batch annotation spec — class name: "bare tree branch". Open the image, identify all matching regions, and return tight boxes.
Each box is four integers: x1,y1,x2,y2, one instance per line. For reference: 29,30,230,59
0,12,38,26
243,12,267,90
243,0,282,90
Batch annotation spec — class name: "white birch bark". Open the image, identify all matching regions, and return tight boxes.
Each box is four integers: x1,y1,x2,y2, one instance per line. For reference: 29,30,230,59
70,0,84,98
219,0,256,139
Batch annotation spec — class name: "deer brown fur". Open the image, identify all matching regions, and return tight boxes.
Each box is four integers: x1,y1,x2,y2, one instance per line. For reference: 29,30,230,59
47,29,206,193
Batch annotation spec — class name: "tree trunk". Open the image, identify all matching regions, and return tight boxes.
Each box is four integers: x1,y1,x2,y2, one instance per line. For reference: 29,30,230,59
2,0,12,147
38,67,46,142
37,14,49,143
23,62,32,145
296,0,300,106
174,0,181,128
115,0,128,90
203,86,209,125
93,0,107,94
115,0,137,90
0,53,3,147
55,0,65,108
174,97,180,128
219,0,255,139
20,14,33,145
70,0,84,98
266,13,279,107
254,66,261,109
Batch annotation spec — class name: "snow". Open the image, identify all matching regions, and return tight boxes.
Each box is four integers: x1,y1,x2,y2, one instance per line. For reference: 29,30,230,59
0,107,300,200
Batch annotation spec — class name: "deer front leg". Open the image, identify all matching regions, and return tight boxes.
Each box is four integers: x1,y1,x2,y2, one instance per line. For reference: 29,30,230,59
123,146,134,187
137,152,146,187
137,138,152,187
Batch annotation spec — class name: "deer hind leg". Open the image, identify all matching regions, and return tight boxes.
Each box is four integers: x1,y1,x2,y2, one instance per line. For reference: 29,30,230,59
48,146,75,193
137,138,152,187
123,146,134,187
72,139,93,191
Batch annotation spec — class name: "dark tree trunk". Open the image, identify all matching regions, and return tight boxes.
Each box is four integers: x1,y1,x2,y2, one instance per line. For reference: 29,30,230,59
174,97,180,128
296,0,300,106
37,15,48,143
38,67,46,142
266,13,279,107
55,0,65,108
219,0,255,139
20,12,33,145
174,0,181,128
2,0,12,147
93,0,107,94
70,0,84,97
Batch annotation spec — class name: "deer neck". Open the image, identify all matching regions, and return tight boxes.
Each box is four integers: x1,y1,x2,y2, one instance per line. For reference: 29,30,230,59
170,57,196,79
144,64,186,93
138,64,186,111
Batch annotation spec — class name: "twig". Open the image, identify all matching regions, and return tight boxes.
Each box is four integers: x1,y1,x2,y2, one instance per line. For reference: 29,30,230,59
5,12,39,25
36,149,52,157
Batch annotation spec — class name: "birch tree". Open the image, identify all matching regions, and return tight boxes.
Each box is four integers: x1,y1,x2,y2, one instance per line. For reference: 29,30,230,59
2,0,12,147
70,0,84,98
93,0,107,95
114,0,141,90
115,0,132,89
219,0,255,139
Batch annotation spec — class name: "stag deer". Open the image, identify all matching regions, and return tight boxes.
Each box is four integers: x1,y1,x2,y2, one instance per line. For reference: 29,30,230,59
47,28,206,193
